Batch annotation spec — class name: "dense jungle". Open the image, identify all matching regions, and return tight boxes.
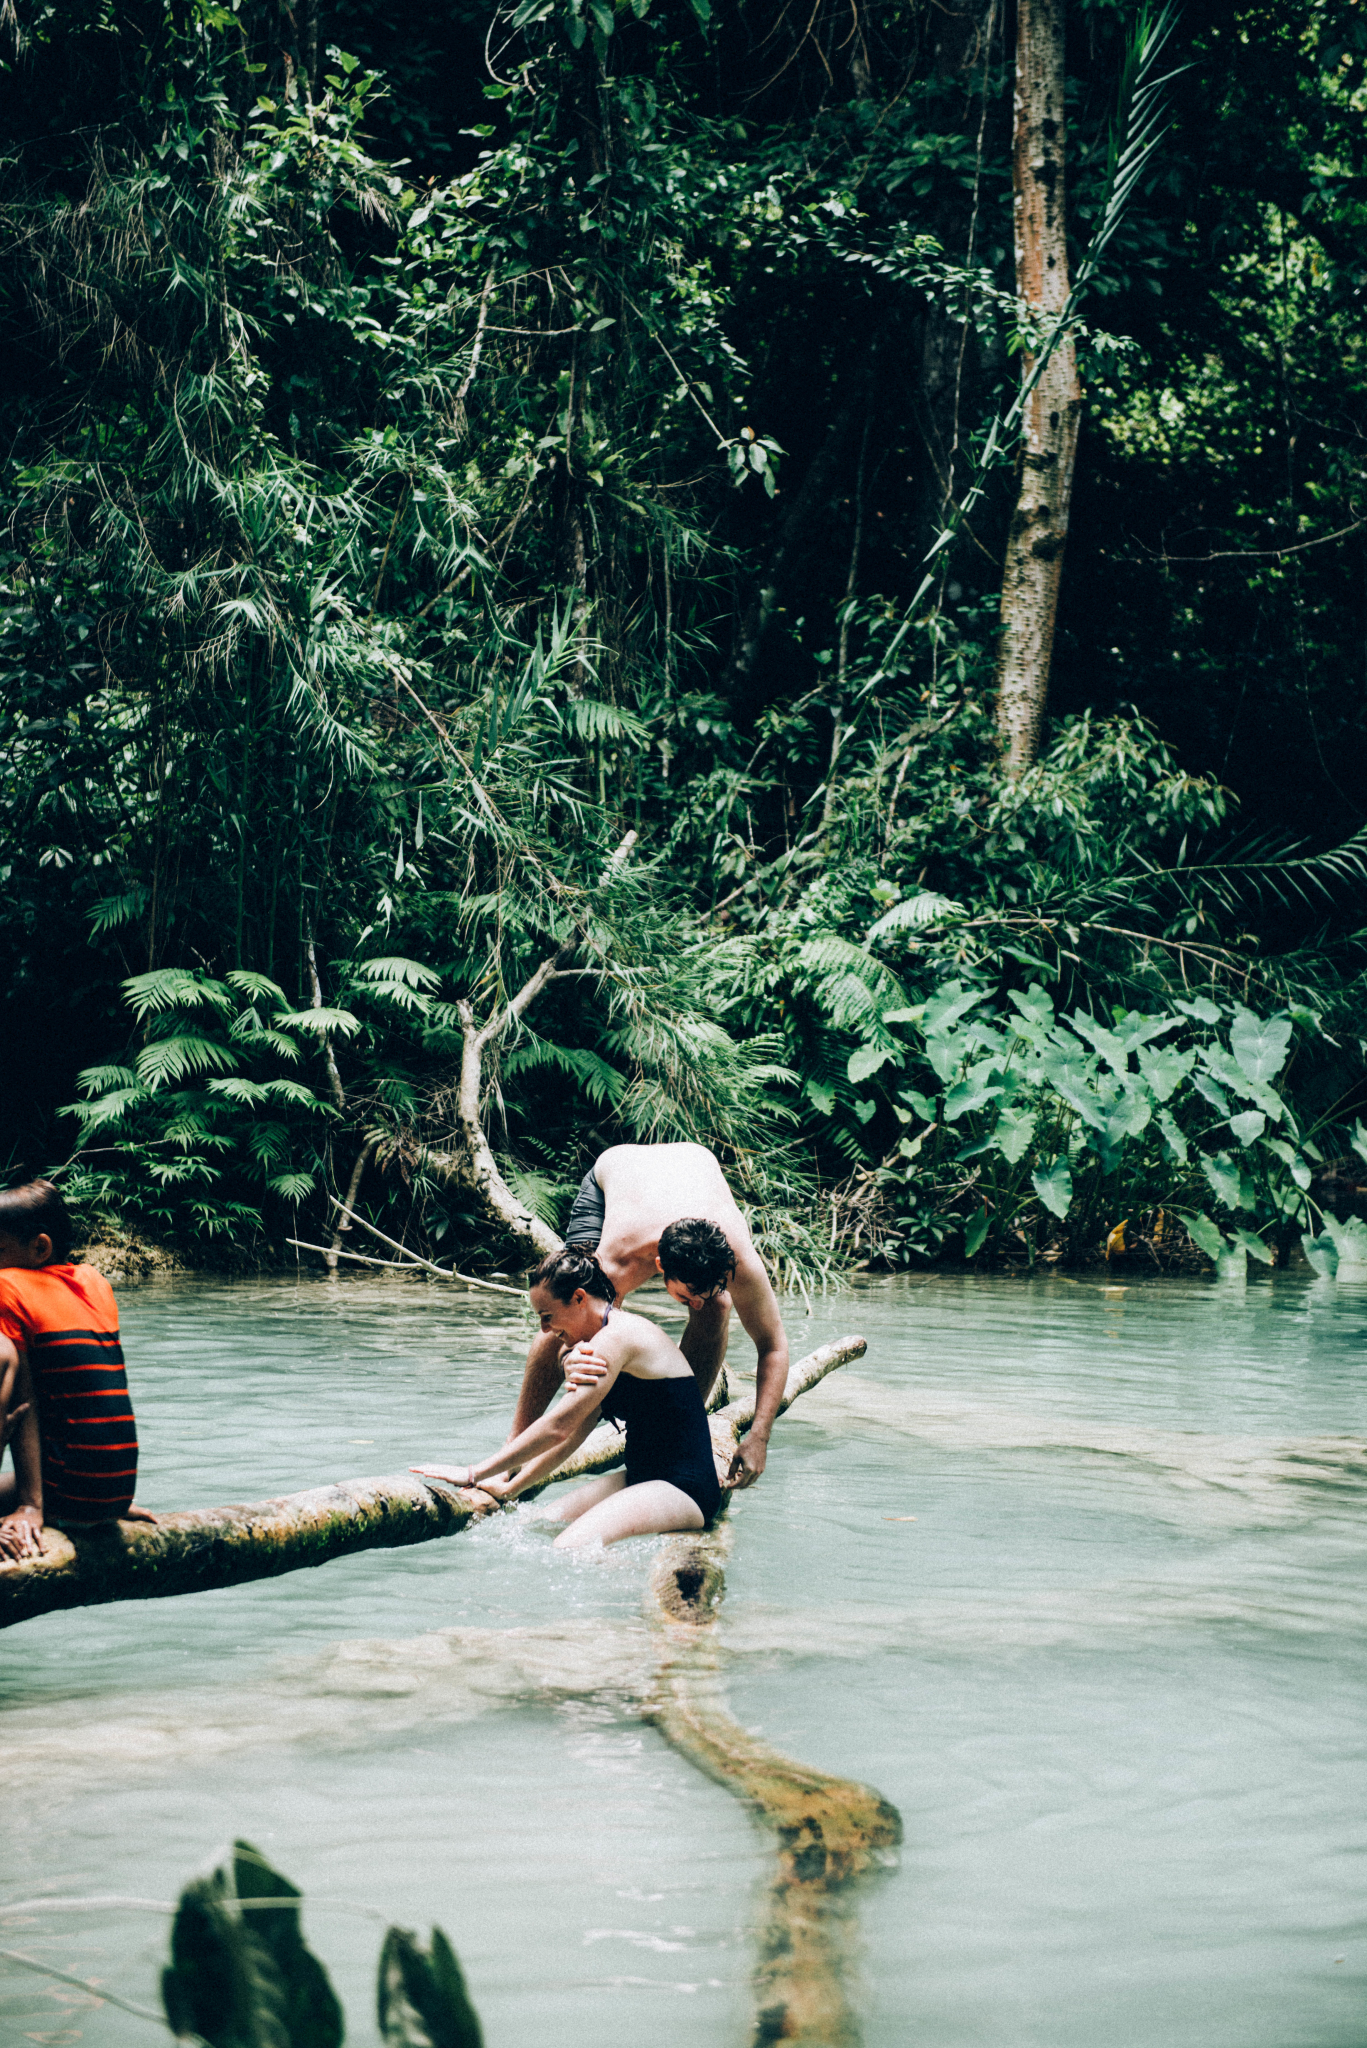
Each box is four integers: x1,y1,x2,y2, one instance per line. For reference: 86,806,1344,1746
2,0,1366,1279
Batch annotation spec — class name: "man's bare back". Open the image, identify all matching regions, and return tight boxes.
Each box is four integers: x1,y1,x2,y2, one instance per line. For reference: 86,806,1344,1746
508,1144,790,1489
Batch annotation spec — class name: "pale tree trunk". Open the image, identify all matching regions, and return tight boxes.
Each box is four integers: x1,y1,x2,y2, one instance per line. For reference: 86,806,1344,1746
994,0,1082,779
422,948,574,1263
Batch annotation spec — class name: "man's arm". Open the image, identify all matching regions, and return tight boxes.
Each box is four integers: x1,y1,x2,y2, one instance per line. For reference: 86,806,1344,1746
726,1259,789,1489
0,1341,43,1560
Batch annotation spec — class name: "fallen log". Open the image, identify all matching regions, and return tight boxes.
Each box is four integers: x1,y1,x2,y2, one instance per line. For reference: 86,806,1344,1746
0,1336,866,1632
645,1511,900,2044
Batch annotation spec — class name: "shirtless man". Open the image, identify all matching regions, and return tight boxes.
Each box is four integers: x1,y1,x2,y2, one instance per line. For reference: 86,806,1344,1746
508,1143,789,1489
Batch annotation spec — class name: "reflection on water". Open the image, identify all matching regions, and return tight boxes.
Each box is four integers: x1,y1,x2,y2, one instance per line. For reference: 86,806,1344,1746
2,1270,1365,2046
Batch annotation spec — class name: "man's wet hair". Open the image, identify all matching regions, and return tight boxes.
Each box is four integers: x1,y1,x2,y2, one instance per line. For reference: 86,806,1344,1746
0,1180,74,1262
658,1217,735,1297
531,1245,617,1303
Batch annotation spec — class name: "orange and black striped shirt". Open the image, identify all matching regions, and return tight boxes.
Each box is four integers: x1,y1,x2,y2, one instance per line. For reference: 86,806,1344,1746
0,1265,138,1522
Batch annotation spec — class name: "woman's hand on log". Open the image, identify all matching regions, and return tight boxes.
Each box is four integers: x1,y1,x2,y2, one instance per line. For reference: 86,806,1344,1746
563,1345,611,1392
411,1462,478,1489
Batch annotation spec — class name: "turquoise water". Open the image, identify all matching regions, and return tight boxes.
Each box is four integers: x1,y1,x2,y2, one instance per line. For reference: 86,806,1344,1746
2,1270,1364,2046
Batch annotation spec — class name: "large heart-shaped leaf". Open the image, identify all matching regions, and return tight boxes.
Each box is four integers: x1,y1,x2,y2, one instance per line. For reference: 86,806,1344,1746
993,1110,1037,1164
1229,1006,1292,1086
1031,1155,1073,1220
1137,1043,1194,1103
1200,1151,1244,1212
1175,1209,1227,1261
848,1042,897,1084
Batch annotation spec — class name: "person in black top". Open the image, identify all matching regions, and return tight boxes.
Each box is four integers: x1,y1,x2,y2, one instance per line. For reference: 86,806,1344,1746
413,1247,721,1549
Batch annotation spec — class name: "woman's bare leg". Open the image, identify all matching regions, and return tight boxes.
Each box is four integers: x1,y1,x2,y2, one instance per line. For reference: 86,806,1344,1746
544,1471,625,1524
554,1479,703,1551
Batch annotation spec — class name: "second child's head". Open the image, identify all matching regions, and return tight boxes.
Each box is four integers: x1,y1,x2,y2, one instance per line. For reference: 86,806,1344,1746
0,1181,74,1270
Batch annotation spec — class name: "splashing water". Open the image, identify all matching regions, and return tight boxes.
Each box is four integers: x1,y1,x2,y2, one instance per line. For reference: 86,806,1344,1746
2,1269,1364,2045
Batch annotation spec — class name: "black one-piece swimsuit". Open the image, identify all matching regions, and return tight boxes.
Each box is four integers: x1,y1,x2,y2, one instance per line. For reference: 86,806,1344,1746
597,1372,722,1525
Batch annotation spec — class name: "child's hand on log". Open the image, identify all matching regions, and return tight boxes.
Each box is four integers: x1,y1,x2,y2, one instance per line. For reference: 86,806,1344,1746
0,1504,44,1561
123,1504,159,1526
563,1345,611,1391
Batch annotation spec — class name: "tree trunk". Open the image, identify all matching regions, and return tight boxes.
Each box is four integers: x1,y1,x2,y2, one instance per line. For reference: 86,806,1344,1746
994,0,1082,779
644,1346,900,2047
422,947,576,1263
0,1338,866,1631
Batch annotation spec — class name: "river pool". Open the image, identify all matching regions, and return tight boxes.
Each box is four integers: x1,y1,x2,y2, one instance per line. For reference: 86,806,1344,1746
1,1269,1364,2046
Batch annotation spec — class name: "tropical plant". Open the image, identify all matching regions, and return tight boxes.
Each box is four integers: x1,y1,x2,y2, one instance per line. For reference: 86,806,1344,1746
161,1839,482,2048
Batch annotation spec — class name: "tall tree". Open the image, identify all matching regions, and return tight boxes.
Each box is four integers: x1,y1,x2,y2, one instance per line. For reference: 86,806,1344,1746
993,0,1081,777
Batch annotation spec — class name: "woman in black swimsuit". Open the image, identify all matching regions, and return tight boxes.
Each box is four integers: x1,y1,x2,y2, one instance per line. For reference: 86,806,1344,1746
412,1248,721,1549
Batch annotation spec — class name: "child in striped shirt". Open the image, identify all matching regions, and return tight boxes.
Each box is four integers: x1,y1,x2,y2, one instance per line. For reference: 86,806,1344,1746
0,1181,156,1560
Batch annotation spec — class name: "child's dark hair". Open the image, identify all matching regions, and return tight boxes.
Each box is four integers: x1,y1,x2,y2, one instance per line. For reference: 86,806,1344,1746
658,1217,735,1297
531,1245,617,1303
0,1180,74,1262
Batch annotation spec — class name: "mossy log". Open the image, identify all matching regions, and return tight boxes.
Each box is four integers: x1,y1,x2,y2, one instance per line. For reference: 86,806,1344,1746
0,1335,866,1632
645,1515,900,2046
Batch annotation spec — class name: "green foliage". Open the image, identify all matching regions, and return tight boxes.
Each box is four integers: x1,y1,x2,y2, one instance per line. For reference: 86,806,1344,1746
2,0,1365,1270
871,981,1322,1264
161,1841,479,2048
162,1841,343,2048
377,1927,484,2048
64,971,341,1246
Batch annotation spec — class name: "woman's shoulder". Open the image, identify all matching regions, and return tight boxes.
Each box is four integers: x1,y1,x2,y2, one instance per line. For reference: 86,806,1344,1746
608,1308,691,1378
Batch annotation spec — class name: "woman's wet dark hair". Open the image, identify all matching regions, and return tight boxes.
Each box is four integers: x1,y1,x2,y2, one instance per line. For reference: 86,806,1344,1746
0,1180,74,1262
658,1217,735,1297
530,1245,617,1304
